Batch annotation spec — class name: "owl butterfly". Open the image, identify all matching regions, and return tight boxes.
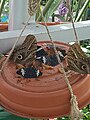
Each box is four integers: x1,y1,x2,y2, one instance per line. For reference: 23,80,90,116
11,35,37,66
28,0,40,16
66,42,90,74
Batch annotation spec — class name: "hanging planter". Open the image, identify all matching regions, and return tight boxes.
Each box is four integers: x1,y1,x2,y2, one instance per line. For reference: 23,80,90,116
0,41,90,119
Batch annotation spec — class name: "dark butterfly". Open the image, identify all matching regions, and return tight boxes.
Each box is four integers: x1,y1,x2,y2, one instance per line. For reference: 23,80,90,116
16,66,42,78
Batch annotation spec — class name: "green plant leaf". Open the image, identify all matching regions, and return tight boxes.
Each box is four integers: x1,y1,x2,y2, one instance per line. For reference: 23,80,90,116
0,107,29,120
74,0,82,21
44,0,62,21
75,0,90,22
37,0,62,21
0,0,6,20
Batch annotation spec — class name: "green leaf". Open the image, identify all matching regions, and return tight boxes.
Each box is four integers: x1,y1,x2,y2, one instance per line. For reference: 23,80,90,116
44,0,62,21
0,107,29,120
0,0,6,20
37,0,62,21
75,0,90,22
74,0,82,21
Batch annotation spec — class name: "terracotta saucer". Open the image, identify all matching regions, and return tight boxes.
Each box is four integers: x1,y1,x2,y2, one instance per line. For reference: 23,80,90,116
37,22,68,26
0,41,90,118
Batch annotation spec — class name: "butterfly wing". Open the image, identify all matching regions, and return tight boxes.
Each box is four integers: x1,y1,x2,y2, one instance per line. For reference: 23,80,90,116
11,35,37,65
66,43,90,74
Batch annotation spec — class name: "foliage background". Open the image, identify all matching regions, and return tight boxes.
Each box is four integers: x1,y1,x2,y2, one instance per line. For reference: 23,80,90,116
36,0,90,22
0,0,90,119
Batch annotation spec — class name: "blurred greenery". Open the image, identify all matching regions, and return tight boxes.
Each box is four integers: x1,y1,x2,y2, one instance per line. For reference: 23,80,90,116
80,39,90,56
56,105,90,120
36,0,62,21
0,0,9,22
0,54,4,59
0,104,90,120
36,0,90,22
0,107,29,120
0,0,90,22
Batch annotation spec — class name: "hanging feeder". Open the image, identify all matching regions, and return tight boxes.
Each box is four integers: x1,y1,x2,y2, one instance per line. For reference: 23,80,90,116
0,0,90,119
0,41,90,119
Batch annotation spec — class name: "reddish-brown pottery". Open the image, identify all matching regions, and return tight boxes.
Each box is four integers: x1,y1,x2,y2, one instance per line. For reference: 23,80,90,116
0,41,90,119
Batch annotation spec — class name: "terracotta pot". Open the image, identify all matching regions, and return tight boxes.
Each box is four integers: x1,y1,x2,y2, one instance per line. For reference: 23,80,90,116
0,41,90,119
0,22,8,32
37,22,68,26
